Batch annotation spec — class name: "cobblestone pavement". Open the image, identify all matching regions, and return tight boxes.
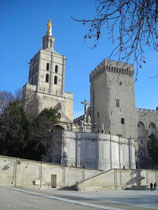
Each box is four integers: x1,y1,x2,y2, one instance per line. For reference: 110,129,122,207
0,186,158,210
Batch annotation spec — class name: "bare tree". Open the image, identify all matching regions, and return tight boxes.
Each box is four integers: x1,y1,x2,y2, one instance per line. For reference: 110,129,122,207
0,89,22,114
0,91,15,114
73,0,158,76
15,89,22,102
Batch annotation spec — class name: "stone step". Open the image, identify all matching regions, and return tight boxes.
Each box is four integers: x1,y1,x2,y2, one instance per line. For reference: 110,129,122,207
125,185,149,190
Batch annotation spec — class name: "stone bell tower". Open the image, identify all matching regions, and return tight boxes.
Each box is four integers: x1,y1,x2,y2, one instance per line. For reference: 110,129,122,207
23,20,73,124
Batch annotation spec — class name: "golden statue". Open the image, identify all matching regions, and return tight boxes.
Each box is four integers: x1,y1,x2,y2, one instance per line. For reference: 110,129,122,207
46,19,52,36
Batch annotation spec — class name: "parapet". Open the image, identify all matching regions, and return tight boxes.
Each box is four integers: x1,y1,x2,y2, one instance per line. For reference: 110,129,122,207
90,59,134,82
23,83,37,91
63,91,73,100
137,108,158,114
73,115,84,124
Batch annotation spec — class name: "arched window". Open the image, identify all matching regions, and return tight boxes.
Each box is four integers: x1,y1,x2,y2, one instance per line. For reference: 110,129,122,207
149,122,157,135
137,122,145,138
55,65,58,73
46,74,49,82
46,63,49,71
54,76,57,84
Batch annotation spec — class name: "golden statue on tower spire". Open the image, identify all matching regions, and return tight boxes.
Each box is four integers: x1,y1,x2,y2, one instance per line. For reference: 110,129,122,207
46,19,52,36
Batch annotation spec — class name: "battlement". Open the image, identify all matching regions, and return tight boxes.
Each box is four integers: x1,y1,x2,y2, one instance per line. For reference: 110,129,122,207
90,59,134,82
137,108,158,114
73,115,84,124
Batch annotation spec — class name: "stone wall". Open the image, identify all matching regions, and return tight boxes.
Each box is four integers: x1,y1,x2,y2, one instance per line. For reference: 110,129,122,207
51,130,136,171
77,169,158,191
1,155,157,191
0,155,101,190
136,108,158,168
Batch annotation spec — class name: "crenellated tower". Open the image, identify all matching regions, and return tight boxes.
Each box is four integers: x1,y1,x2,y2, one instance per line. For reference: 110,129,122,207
90,59,137,139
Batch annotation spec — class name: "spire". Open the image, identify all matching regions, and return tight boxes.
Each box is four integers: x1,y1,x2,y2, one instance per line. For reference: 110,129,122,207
46,19,52,36
42,20,55,50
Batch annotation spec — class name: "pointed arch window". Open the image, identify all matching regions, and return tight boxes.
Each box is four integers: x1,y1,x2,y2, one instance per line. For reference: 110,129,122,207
137,121,145,138
149,122,157,135
46,63,49,71
46,74,49,82
54,75,58,84
55,65,58,73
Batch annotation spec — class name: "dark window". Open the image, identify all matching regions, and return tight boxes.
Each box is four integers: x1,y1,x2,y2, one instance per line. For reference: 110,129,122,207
54,76,57,84
50,39,53,47
97,112,99,119
121,118,125,124
140,151,143,157
115,99,120,107
140,138,143,144
117,134,122,137
46,74,49,82
55,65,58,73
46,63,49,71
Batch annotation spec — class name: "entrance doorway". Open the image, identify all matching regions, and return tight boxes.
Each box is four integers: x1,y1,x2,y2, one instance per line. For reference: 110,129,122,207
51,174,57,188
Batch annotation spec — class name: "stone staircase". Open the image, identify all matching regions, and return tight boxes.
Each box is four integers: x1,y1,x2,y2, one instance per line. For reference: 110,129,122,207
125,185,149,190
73,169,157,191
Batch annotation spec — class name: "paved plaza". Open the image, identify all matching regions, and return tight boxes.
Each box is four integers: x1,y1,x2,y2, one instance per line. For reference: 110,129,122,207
0,186,158,210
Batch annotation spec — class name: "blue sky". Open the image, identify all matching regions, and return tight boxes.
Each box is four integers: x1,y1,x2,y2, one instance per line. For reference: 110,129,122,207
0,0,158,118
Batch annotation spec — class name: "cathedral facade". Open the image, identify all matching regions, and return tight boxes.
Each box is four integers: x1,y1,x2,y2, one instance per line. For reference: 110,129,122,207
23,20,158,171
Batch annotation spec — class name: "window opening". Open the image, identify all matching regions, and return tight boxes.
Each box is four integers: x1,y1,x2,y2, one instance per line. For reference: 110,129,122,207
46,74,49,82
115,99,120,107
55,65,58,73
140,138,143,144
117,134,122,137
97,112,99,119
121,118,125,124
46,63,49,71
50,40,53,47
54,76,58,84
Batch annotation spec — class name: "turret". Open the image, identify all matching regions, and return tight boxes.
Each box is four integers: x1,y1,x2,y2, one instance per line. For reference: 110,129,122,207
42,20,55,50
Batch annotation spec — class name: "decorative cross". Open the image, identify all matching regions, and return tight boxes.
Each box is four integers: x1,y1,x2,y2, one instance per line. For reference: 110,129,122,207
81,99,90,114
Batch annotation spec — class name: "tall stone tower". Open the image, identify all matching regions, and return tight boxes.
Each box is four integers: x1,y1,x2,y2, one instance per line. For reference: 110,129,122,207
90,59,137,139
23,20,73,124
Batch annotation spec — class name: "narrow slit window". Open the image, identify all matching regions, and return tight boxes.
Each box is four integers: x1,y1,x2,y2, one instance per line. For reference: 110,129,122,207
50,40,53,47
115,99,120,107
55,65,58,73
121,118,125,124
54,76,58,84
46,74,49,82
97,112,99,119
46,63,49,71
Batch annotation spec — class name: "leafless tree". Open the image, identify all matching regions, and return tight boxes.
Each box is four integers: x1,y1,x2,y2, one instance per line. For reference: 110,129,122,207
0,89,22,114
0,91,15,114
73,0,158,76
